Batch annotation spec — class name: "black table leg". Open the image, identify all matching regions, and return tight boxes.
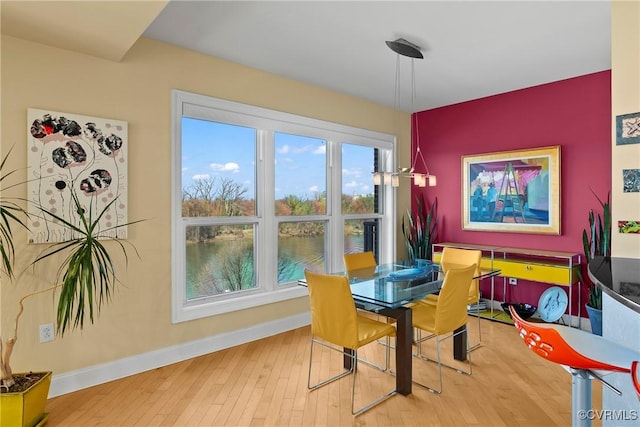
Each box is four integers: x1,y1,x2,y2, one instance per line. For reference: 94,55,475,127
453,325,467,361
344,348,355,369
380,306,412,396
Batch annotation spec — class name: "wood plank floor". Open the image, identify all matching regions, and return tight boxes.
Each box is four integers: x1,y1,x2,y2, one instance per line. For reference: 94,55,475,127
45,318,602,426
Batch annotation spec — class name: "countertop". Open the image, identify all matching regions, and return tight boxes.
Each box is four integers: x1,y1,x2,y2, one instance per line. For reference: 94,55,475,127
588,256,640,313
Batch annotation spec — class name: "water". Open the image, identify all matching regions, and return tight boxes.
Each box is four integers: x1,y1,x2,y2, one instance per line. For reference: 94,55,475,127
186,234,364,299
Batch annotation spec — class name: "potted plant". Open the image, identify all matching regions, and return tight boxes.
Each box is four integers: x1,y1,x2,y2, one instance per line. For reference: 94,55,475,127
0,149,140,426
401,194,438,262
581,191,610,336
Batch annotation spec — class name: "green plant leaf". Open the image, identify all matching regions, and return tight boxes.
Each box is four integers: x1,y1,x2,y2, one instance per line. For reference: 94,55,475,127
33,189,141,336
401,195,438,262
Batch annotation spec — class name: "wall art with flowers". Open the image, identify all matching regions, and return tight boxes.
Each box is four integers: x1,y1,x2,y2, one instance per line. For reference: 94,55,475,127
27,108,128,243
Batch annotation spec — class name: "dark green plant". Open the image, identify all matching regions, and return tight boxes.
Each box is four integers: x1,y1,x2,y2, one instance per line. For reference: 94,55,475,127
32,189,142,335
401,195,438,262
0,148,28,278
0,148,142,390
581,191,610,309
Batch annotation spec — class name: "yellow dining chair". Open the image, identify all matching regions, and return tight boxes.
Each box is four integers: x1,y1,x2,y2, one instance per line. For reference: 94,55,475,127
412,264,476,394
304,269,397,416
423,247,483,351
343,251,377,274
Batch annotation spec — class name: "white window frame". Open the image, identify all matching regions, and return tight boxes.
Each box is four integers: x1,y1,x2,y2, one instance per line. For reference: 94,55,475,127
171,90,396,323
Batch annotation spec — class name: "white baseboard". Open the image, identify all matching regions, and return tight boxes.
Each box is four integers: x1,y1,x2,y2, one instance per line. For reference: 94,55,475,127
49,312,311,398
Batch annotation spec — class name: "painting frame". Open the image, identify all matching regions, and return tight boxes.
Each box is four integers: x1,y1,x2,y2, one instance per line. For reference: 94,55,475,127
27,108,128,243
462,145,561,234
616,111,640,145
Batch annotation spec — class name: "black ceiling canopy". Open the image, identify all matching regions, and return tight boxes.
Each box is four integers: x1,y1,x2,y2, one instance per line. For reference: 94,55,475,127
385,38,423,59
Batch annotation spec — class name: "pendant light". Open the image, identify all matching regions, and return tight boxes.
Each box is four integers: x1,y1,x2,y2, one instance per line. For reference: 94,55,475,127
373,38,436,187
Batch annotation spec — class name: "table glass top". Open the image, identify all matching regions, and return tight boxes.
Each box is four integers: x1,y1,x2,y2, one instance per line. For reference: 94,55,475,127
299,260,442,309
300,260,500,310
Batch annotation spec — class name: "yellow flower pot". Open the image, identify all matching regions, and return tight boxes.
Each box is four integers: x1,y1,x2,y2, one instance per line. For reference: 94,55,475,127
0,371,51,427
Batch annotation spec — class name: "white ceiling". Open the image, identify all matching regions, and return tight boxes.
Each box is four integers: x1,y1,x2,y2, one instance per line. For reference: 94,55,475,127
2,1,611,113
143,1,611,112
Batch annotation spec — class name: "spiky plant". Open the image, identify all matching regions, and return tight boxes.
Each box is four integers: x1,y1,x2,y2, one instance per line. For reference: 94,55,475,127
32,189,142,335
0,148,28,278
0,151,141,390
401,195,438,262
581,191,610,310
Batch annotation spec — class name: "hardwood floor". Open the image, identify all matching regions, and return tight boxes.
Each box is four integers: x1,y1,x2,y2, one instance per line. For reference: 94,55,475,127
45,318,602,426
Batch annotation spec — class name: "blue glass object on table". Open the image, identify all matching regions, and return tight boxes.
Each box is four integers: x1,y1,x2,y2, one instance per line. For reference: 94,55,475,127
387,258,440,282
346,260,444,309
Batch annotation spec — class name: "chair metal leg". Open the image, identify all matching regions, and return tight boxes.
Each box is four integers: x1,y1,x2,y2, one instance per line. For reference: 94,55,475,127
308,337,397,416
412,328,473,394
467,303,482,352
351,356,397,416
570,368,593,427
375,314,395,371
308,338,352,390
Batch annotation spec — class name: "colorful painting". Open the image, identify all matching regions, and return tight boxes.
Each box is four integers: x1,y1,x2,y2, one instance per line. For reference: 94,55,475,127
462,146,560,234
623,169,640,193
27,108,128,243
618,221,640,234
616,112,640,145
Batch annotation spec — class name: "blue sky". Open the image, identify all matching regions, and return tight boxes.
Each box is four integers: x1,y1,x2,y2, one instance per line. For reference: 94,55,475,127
181,118,375,200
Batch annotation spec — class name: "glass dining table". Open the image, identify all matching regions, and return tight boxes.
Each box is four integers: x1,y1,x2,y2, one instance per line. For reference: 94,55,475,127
299,260,500,396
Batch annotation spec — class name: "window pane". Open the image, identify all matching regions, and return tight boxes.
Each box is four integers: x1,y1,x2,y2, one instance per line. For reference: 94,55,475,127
182,118,255,217
342,144,376,214
344,219,373,254
274,132,326,215
185,224,256,299
277,221,326,284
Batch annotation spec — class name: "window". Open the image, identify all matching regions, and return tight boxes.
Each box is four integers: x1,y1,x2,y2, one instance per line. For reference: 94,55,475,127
172,90,396,322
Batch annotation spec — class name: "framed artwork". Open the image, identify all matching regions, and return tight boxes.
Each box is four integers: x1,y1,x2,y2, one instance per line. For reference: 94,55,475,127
623,169,640,193
616,112,640,145
462,145,561,234
618,221,640,234
27,108,128,243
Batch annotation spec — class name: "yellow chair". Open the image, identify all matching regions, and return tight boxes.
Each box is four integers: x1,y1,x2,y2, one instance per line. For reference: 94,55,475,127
304,269,397,416
423,247,483,350
412,264,476,394
343,251,377,275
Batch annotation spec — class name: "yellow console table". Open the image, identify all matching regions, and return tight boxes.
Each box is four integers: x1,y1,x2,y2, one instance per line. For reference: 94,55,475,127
432,242,582,327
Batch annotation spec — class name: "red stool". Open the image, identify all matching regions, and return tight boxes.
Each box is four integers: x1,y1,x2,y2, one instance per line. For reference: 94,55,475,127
509,306,640,426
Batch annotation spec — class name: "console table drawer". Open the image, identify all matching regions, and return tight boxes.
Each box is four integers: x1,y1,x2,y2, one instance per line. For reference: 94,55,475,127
492,259,575,285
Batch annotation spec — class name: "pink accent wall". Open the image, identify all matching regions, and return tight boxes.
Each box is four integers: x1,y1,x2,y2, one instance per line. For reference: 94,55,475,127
413,71,611,315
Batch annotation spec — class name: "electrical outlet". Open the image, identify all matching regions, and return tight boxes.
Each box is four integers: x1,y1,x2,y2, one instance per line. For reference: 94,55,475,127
509,278,517,285
39,323,54,343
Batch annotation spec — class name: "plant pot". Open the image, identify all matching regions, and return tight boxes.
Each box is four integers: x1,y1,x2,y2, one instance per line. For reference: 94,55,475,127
0,371,51,427
585,305,602,336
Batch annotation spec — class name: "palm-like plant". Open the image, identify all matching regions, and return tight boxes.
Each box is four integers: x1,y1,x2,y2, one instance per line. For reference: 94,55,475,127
581,191,610,310
401,195,438,262
0,148,28,278
0,150,141,390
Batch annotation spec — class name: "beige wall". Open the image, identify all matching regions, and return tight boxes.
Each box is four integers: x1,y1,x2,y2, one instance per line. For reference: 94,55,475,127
0,35,410,376
611,0,640,258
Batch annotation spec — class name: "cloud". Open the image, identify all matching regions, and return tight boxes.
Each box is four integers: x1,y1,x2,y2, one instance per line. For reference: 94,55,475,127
278,144,325,155
342,167,362,177
313,145,326,155
277,145,290,154
192,174,211,180
309,185,320,192
345,180,358,188
210,162,240,173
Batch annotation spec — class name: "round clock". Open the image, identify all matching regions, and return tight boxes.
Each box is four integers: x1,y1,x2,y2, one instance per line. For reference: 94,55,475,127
538,286,568,322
